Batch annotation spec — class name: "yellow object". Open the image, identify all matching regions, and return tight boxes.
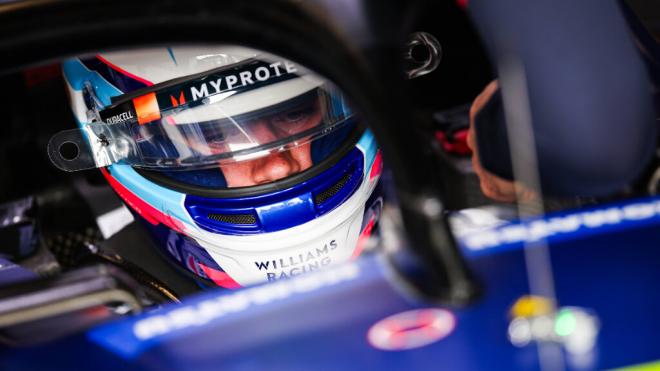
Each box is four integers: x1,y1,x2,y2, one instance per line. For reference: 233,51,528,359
510,295,553,318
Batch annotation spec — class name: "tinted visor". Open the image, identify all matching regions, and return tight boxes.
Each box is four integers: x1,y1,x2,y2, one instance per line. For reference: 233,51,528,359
134,87,351,167
48,58,356,175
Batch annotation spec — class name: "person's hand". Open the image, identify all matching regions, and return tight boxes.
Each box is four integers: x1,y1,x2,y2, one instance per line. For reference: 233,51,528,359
466,80,536,202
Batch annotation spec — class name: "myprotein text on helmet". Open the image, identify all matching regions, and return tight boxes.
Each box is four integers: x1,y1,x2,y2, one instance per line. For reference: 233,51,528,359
99,59,300,126
190,60,298,101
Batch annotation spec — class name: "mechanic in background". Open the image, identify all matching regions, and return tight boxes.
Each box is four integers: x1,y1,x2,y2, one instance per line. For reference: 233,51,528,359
465,0,657,202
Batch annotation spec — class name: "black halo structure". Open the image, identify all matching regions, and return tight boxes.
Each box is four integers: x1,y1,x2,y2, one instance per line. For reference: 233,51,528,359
0,0,478,305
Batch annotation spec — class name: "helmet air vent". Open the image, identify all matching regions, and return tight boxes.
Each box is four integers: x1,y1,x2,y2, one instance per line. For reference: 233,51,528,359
314,172,352,206
207,213,256,225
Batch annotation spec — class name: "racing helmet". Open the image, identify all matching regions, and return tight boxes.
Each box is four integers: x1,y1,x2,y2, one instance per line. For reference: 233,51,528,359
51,46,383,288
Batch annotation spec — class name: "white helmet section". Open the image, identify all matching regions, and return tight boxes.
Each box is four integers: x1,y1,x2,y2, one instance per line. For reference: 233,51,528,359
100,46,260,83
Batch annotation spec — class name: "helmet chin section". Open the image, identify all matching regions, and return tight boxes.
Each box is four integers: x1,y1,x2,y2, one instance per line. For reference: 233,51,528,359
199,203,365,286
136,178,375,287
178,145,380,287
135,142,380,287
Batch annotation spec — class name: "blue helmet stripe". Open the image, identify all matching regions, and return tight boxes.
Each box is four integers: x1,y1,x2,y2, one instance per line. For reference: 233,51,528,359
356,129,377,168
80,56,151,94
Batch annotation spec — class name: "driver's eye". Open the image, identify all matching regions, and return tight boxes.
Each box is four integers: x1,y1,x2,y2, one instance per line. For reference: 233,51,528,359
199,128,226,144
272,105,316,133
285,109,309,123
206,134,226,146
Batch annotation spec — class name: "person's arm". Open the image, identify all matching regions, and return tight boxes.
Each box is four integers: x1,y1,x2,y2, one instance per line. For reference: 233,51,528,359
466,80,536,202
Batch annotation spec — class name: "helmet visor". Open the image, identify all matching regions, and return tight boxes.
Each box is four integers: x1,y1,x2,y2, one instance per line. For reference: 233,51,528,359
48,57,355,173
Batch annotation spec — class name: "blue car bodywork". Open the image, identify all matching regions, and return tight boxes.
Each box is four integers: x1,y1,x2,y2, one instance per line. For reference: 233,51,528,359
3,196,660,370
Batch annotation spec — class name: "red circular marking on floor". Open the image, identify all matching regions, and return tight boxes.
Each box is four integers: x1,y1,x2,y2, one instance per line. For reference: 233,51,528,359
367,308,456,351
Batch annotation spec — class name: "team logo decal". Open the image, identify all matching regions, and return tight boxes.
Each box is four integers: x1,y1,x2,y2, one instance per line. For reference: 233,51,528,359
170,91,186,107
367,308,456,351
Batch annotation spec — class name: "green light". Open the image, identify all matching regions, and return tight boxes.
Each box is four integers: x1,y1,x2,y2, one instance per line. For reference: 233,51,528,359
554,309,577,337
